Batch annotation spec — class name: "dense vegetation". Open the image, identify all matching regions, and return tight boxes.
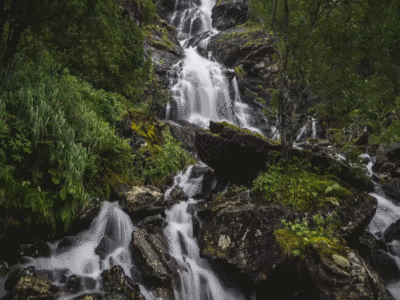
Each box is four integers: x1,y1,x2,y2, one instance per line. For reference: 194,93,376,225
249,0,400,148
0,0,194,240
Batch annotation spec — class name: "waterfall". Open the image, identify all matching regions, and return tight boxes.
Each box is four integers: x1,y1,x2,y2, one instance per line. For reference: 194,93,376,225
359,154,400,299
168,0,264,135
164,166,248,300
14,202,139,298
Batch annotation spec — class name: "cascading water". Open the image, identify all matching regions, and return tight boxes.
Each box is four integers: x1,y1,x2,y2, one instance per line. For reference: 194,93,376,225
358,154,400,299
164,165,249,300
167,0,265,135
8,202,139,298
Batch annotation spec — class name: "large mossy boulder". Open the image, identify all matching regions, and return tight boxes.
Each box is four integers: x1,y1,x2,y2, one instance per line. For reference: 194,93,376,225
123,186,165,219
195,121,280,183
197,175,385,298
211,0,249,30
304,238,393,300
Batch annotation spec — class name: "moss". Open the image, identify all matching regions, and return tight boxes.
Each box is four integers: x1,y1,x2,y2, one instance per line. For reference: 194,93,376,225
211,185,248,210
253,162,352,212
215,121,280,145
274,229,303,258
144,23,175,51
305,237,349,264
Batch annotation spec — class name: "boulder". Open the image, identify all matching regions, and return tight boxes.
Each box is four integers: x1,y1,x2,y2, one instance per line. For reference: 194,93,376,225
124,186,165,219
12,276,59,299
166,184,189,206
382,178,400,202
197,186,301,280
101,265,145,299
195,121,280,183
304,238,393,300
211,0,249,30
197,180,384,297
130,229,181,299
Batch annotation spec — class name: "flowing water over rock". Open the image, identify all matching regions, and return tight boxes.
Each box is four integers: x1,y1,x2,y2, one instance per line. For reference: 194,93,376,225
164,165,249,300
8,202,138,298
166,0,265,135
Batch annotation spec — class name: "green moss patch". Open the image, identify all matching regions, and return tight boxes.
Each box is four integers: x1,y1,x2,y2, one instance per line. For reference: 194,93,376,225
253,162,351,212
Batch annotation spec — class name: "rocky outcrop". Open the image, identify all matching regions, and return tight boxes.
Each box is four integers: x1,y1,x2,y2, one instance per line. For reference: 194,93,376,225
12,276,60,299
131,228,182,299
144,20,184,89
372,142,400,202
123,186,166,219
197,178,387,299
304,238,393,300
211,0,249,30
198,188,299,281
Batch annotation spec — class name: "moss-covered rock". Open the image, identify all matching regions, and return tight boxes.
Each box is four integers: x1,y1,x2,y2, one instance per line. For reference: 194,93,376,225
13,275,59,299
304,238,393,300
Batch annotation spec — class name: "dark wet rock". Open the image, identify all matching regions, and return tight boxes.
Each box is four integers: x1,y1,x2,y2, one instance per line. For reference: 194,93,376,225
304,239,393,300
17,241,51,261
13,276,59,299
66,274,83,293
124,186,165,220
196,121,280,183
164,120,206,154
5,266,36,291
84,277,97,290
198,189,299,281
119,0,144,25
197,181,382,296
167,185,189,204
35,270,55,283
0,261,10,278
137,214,166,235
101,265,144,299
144,20,184,90
130,229,181,299
354,231,400,284
53,268,69,284
211,0,249,30
57,236,79,254
67,197,102,237
384,218,400,244
382,178,400,202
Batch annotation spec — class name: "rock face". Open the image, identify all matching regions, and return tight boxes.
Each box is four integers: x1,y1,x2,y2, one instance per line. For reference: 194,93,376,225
304,238,393,300
124,186,166,219
13,276,60,299
131,229,181,299
211,0,249,30
197,180,388,299
198,189,298,281
196,121,280,183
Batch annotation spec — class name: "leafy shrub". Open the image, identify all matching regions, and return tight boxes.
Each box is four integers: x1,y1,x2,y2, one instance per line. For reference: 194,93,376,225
136,128,196,186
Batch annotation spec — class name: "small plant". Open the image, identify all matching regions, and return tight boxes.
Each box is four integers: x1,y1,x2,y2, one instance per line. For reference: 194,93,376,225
276,213,334,257
234,66,246,79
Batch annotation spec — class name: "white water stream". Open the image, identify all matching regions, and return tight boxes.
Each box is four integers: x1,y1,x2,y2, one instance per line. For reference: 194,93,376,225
167,0,264,135
164,165,247,300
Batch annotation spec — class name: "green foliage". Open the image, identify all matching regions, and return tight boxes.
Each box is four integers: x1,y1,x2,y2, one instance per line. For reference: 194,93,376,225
253,158,351,212
135,128,196,186
234,66,245,80
275,213,336,257
248,0,400,146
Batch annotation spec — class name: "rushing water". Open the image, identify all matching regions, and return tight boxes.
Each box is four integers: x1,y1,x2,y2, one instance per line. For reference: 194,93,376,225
164,165,248,300
166,0,265,136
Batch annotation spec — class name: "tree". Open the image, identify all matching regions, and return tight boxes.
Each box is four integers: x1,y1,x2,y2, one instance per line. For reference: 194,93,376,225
249,0,400,154
0,0,67,65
